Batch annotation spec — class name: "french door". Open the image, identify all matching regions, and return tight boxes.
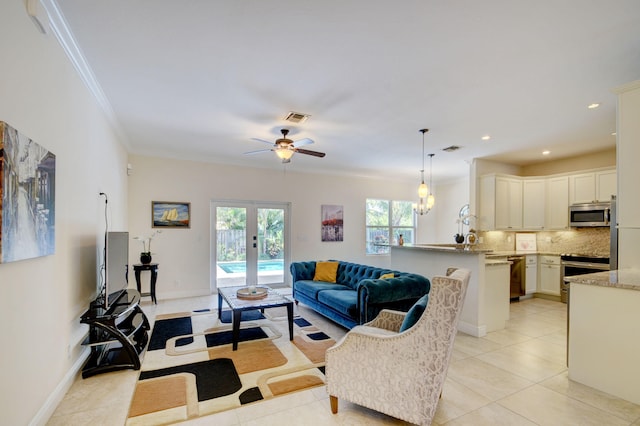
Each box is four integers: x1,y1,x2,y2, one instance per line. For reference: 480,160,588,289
212,201,290,290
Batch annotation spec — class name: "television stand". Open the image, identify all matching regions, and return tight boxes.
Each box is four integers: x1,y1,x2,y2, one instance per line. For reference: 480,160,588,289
80,289,150,378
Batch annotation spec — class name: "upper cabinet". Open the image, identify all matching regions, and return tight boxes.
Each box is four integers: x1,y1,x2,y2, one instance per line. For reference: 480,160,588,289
545,176,569,230
569,170,617,204
523,179,545,230
479,168,615,231
480,175,523,230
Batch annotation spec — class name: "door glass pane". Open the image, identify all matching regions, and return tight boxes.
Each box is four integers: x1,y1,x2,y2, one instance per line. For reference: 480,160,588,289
216,206,247,288
257,208,284,285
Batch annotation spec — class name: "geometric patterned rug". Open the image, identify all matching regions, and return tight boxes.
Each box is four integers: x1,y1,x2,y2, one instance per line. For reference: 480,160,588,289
126,308,335,425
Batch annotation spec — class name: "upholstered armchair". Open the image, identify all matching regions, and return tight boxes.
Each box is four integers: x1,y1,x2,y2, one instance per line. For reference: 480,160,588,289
325,268,470,426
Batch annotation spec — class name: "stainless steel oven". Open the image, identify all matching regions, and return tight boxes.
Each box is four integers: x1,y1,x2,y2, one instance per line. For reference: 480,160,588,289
560,254,609,303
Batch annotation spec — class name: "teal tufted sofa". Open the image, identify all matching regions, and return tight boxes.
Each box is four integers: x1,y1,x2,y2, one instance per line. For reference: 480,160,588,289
290,260,430,329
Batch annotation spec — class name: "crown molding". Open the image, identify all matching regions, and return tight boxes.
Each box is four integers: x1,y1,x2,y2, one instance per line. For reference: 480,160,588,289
39,0,130,148
611,80,640,95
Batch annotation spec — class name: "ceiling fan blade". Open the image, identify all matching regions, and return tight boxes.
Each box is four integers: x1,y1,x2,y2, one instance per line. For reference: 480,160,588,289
243,149,273,155
295,148,326,158
251,138,275,146
292,138,314,148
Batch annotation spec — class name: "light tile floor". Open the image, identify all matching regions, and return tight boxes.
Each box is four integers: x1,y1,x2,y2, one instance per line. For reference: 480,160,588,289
48,293,640,425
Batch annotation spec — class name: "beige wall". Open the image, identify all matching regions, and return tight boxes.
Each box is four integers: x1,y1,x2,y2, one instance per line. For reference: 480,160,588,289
521,148,616,176
127,155,440,299
0,3,128,425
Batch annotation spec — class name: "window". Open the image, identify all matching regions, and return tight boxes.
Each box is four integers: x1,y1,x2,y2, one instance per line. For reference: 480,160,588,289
366,199,416,255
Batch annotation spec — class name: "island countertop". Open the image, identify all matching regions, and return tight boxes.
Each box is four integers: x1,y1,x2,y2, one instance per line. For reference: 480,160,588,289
564,268,640,291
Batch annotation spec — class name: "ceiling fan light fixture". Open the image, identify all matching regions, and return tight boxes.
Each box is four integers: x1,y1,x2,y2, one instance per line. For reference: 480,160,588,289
275,147,294,160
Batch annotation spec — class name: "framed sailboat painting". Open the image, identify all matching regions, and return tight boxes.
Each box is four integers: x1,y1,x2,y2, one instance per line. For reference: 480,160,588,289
152,201,190,228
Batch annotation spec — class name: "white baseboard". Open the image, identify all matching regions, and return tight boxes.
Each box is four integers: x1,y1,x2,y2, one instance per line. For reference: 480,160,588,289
457,321,486,337
29,347,90,426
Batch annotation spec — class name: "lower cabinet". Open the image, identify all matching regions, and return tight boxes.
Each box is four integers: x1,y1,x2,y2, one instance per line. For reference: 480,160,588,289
538,255,561,296
525,255,537,294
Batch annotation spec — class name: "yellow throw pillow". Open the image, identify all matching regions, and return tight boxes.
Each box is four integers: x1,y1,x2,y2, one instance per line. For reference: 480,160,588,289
313,261,339,283
380,273,394,279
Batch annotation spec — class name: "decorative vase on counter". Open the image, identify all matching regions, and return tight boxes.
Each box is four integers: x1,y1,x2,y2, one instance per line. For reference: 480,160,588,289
454,233,465,244
140,252,152,264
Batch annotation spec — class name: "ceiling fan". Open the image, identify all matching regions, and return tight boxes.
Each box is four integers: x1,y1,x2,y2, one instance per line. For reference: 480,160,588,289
244,129,326,163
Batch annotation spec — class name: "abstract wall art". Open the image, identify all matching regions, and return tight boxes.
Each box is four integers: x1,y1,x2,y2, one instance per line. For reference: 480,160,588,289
321,204,343,242
0,121,56,263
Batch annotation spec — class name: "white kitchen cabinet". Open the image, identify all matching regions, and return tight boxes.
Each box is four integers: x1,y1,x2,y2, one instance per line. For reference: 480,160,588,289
523,179,545,230
615,82,640,229
525,255,537,295
538,255,561,296
570,173,596,204
546,176,569,229
569,169,616,204
596,169,617,203
614,80,640,269
479,174,522,230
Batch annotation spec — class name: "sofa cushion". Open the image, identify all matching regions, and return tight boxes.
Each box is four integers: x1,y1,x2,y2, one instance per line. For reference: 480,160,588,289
295,280,349,300
399,294,429,332
314,261,339,283
318,289,358,318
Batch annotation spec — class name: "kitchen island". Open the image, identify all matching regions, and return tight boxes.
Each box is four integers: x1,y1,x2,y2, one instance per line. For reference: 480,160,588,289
391,244,510,337
566,269,640,405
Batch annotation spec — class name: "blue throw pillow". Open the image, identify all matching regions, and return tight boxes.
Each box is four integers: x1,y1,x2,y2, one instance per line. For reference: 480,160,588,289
399,294,429,332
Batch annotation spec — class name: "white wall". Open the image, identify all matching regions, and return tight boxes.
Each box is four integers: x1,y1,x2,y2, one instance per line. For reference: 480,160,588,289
127,155,435,299
0,3,128,425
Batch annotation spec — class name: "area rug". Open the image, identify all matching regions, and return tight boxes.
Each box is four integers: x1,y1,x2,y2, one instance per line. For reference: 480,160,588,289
126,308,335,425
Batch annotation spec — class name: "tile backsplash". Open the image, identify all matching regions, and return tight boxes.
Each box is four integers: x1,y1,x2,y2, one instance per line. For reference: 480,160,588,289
476,227,610,257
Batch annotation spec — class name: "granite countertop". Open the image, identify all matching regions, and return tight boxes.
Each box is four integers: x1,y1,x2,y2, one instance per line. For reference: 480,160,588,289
392,244,492,254
565,269,640,291
485,259,511,266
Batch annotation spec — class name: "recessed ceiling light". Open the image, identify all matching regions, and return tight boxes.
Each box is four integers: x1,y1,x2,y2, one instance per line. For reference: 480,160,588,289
587,103,600,109
481,135,491,141
542,150,550,156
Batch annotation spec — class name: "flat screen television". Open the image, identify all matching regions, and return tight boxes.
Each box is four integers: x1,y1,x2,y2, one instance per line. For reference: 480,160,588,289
103,231,130,310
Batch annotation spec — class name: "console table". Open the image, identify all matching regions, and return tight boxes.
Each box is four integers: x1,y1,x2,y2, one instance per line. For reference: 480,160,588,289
80,289,150,378
133,263,159,304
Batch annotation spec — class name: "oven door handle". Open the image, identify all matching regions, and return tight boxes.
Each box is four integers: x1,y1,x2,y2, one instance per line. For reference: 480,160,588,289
561,261,609,270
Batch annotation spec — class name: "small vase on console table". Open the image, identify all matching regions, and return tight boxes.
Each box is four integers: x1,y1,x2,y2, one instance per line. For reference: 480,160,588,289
140,252,152,264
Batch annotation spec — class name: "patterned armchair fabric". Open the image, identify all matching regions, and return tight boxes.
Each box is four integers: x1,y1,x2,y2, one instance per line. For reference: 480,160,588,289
325,268,471,426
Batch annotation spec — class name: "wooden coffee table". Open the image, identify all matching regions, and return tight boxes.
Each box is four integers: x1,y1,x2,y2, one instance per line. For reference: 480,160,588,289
217,285,294,350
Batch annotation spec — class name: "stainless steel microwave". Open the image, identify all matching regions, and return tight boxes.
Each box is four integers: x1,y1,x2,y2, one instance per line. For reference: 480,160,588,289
569,202,611,227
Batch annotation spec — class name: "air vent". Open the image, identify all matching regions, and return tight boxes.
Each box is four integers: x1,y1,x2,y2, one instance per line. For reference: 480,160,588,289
442,145,461,152
284,111,310,123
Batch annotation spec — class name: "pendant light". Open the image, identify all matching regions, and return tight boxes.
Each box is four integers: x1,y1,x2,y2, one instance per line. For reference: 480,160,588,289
426,153,435,210
414,129,435,215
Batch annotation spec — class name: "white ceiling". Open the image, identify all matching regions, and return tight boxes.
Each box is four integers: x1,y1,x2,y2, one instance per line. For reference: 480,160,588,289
51,0,640,183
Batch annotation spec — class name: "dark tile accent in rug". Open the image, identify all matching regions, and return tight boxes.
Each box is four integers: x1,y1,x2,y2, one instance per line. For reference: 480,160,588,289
239,387,263,405
219,309,265,323
205,327,268,347
139,358,241,401
148,317,194,351
293,317,312,327
306,331,331,341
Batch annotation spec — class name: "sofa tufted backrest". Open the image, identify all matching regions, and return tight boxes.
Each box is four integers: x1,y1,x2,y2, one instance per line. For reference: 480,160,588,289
336,262,397,290
290,260,398,290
